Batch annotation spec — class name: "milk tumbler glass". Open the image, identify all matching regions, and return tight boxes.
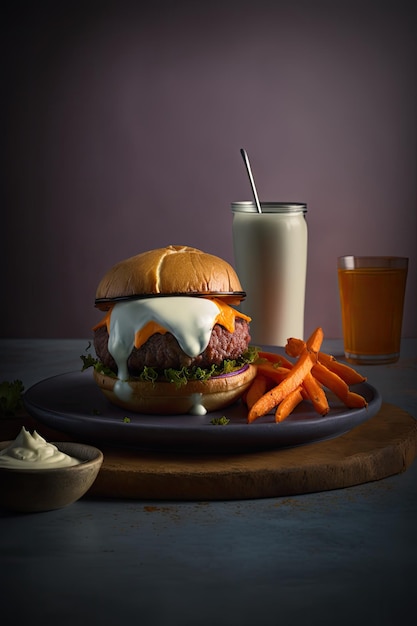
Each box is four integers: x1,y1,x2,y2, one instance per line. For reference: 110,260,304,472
338,256,408,364
231,202,308,346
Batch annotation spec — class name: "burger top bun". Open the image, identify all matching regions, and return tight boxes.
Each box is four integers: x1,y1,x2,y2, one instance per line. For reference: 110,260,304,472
95,245,245,310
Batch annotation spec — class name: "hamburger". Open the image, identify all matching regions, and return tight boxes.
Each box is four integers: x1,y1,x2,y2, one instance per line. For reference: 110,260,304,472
87,245,257,415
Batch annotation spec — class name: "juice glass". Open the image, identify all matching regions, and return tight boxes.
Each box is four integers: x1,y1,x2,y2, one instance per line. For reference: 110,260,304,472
337,256,408,364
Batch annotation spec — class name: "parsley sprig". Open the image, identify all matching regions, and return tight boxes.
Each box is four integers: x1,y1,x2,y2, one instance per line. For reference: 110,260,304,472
0,380,25,417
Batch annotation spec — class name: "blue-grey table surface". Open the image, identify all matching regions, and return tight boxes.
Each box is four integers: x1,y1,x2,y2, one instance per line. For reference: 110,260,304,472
1,338,416,626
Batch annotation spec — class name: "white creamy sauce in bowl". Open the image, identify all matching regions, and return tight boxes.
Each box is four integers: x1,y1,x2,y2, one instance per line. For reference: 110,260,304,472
0,427,81,470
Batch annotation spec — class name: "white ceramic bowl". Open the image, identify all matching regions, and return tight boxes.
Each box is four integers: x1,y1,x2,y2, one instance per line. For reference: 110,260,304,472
0,441,103,513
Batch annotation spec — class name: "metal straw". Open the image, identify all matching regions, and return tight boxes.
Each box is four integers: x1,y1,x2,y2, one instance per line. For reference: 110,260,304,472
240,148,262,213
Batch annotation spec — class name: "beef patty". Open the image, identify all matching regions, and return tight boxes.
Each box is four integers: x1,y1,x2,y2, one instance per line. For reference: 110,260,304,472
94,318,251,376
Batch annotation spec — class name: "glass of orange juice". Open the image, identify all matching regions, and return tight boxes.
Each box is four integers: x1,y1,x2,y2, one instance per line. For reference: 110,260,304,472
338,256,408,364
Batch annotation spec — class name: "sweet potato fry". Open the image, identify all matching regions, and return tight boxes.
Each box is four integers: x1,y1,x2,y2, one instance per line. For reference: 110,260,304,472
311,361,350,400
275,386,304,422
306,327,324,353
285,326,323,358
345,391,368,409
245,375,270,410
257,351,294,370
302,372,330,416
285,337,305,358
317,353,366,385
248,349,315,423
255,362,292,384
312,362,367,408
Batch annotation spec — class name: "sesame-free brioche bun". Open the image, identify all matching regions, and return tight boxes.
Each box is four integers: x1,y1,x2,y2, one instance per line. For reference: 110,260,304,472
91,245,255,415
93,365,257,415
95,245,245,310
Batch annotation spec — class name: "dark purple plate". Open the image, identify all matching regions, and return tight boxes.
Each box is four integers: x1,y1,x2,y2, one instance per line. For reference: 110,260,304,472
23,371,382,453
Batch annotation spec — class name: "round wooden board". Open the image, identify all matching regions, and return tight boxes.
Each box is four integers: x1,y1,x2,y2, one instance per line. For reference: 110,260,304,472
89,403,417,499
2,403,417,500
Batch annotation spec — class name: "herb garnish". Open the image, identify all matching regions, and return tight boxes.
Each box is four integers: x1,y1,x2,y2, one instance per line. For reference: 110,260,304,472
0,380,25,417
80,346,258,388
210,416,230,425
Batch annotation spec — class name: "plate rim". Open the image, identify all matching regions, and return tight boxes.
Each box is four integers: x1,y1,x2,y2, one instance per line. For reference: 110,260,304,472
23,370,382,452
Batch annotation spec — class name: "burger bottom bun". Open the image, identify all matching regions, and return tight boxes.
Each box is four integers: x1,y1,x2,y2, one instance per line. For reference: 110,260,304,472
93,365,257,415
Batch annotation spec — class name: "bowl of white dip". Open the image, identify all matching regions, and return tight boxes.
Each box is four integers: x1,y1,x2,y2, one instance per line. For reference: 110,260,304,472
0,427,103,513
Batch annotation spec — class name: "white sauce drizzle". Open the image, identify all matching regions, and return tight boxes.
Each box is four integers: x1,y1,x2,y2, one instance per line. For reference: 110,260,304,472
189,393,207,416
107,297,222,407
0,427,81,469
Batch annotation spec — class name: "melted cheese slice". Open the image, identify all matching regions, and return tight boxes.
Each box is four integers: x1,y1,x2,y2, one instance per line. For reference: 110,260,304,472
94,297,250,382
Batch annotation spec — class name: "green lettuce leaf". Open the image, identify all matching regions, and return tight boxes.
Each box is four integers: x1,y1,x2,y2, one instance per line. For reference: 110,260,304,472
81,345,258,388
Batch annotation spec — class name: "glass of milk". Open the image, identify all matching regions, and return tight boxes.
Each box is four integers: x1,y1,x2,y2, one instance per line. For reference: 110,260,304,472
231,202,308,347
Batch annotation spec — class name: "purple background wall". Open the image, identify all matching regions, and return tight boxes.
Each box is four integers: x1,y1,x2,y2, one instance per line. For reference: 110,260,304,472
2,0,416,340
